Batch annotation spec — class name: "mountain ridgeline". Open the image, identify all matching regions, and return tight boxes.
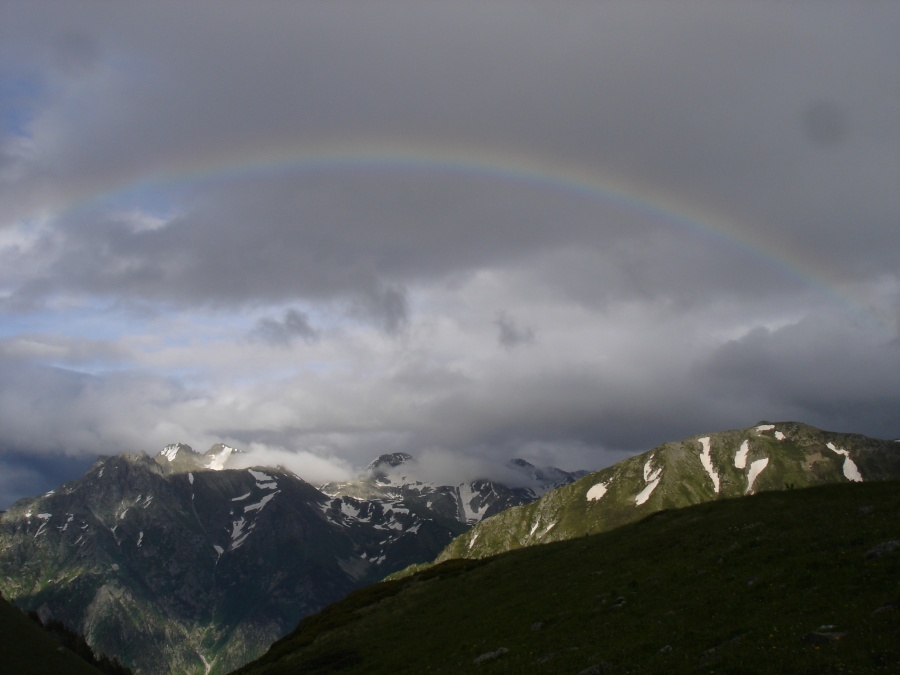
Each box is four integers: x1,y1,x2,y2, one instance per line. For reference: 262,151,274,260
418,421,900,567
0,444,582,675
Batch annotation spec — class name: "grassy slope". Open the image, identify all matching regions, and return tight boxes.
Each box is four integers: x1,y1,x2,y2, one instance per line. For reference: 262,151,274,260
0,594,103,675
234,481,900,674
422,423,900,565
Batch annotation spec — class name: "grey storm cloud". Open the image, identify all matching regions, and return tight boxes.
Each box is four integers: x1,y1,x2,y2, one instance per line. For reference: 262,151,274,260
697,316,900,431
250,309,319,347
495,312,535,350
0,2,898,507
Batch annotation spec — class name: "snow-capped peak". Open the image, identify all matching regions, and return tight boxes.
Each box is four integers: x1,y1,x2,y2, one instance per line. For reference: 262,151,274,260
204,444,241,471
159,443,194,462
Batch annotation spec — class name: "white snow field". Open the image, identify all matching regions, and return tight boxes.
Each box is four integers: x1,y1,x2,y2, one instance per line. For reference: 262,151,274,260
635,456,662,506
826,443,863,482
734,440,750,469
586,482,609,501
745,458,769,494
697,437,720,493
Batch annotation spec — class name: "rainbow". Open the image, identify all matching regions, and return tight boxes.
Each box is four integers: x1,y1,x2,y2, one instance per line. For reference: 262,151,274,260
49,136,890,332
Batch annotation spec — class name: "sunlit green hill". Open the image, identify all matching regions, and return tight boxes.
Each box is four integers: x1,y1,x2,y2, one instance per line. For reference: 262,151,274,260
423,422,900,566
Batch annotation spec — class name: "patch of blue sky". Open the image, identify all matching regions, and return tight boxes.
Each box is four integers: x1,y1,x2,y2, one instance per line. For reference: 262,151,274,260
1,306,83,338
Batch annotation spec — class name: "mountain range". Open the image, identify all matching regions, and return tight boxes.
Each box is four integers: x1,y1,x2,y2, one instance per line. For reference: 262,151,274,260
417,421,900,567
0,443,583,674
234,421,900,673
2,421,898,674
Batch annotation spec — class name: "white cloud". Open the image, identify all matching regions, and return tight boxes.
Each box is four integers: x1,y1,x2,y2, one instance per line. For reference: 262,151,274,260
231,444,354,486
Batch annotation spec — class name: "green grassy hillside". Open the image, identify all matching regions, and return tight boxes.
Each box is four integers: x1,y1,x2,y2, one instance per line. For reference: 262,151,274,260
234,481,900,674
424,422,900,565
0,593,104,675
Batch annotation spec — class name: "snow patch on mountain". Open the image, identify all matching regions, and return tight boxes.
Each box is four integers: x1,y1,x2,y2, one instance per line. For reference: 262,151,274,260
161,444,181,462
735,440,750,469
697,437,720,493
244,492,277,514
34,514,51,538
826,443,863,482
635,456,662,506
643,457,662,483
746,458,769,494
586,482,608,501
248,469,278,490
634,481,659,506
755,424,775,432
457,483,482,524
538,522,556,538
340,501,360,519
229,518,249,550
206,446,237,471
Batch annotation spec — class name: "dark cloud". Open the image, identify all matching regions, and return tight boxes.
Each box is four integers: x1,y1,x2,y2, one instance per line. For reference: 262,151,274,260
348,283,410,335
0,452,96,509
495,312,535,350
250,309,319,347
696,317,900,436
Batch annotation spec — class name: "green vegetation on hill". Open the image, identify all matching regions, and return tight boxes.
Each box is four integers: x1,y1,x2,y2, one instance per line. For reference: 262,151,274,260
425,422,900,565
234,481,900,674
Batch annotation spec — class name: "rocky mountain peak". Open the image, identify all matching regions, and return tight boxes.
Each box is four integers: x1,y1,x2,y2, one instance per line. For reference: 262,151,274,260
0,448,468,674
203,443,243,470
507,457,589,493
154,442,243,474
158,442,195,461
365,452,414,473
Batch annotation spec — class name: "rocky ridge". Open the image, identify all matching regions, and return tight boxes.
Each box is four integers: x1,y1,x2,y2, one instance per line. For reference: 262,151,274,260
321,452,587,526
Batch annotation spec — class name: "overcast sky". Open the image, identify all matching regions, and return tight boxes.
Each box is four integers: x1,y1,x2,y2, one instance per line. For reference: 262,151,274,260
1,1,898,507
